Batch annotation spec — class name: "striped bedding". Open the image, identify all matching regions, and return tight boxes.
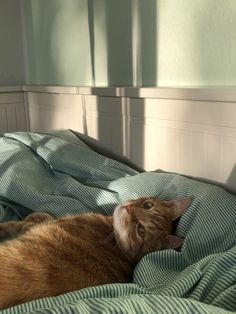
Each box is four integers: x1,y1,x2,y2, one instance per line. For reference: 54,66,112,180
0,130,235,313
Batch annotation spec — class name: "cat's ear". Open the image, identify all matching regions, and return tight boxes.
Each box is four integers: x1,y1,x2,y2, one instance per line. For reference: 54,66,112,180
164,235,184,249
162,197,192,221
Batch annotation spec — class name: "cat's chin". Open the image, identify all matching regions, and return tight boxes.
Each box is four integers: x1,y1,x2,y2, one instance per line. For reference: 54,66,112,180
113,205,125,230
113,206,139,264
113,205,130,249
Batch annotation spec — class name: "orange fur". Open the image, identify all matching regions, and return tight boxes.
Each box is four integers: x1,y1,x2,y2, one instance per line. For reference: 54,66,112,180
0,196,191,309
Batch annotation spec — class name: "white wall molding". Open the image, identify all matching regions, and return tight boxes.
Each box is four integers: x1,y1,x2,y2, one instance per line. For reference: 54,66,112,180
0,89,27,132
23,85,78,95
22,85,236,102
0,86,23,93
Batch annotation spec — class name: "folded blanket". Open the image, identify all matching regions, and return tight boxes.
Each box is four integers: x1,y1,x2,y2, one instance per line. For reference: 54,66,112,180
0,131,235,313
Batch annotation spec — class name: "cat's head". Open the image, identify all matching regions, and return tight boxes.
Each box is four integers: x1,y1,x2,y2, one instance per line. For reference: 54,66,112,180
113,196,192,264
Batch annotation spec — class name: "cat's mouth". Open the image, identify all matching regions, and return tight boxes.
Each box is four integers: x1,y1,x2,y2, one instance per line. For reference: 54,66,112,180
113,205,133,260
113,205,143,263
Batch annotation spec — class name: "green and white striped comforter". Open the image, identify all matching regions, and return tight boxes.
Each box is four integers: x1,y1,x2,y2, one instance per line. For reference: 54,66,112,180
0,130,235,314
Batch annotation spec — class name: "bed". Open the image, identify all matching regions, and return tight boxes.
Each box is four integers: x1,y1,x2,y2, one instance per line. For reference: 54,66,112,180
0,129,235,313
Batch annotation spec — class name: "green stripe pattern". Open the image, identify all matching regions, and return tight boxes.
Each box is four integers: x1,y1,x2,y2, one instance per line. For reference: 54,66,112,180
0,131,235,313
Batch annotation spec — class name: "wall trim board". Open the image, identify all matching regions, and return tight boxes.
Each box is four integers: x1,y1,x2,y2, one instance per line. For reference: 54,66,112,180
23,85,78,95
23,85,236,102
0,89,28,132
0,86,23,93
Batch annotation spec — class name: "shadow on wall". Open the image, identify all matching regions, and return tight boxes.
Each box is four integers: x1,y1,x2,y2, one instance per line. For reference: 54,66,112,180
87,0,158,168
24,0,93,86
23,0,158,85
24,0,61,85
94,94,146,170
24,0,93,131
88,0,158,86
23,0,66,132
24,0,158,169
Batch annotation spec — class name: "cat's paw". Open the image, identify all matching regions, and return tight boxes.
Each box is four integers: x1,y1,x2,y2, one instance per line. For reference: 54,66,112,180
18,213,55,234
23,212,55,224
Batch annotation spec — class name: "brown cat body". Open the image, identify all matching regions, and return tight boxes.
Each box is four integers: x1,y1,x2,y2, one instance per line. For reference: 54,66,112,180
0,197,191,309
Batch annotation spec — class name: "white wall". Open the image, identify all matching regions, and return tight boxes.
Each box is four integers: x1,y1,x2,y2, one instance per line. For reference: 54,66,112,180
0,0,25,85
1,0,236,87
157,0,236,87
21,0,236,87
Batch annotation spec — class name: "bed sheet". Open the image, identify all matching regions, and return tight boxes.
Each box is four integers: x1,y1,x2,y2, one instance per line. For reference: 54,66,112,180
0,130,235,313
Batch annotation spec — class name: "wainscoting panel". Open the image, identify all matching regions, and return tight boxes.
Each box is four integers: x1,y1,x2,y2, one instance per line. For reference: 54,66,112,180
26,92,84,133
0,91,28,132
3,85,236,187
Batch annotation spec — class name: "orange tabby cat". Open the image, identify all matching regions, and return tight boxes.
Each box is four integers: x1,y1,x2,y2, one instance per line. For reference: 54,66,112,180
0,197,191,309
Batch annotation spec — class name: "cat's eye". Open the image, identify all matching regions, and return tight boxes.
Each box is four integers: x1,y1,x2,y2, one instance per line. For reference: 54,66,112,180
143,201,153,209
137,224,145,238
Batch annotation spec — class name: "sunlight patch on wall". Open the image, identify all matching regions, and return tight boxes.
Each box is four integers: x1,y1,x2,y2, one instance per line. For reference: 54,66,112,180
157,0,236,86
92,0,108,86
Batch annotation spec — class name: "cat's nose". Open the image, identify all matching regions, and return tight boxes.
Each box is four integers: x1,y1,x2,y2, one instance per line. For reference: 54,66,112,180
125,204,133,214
